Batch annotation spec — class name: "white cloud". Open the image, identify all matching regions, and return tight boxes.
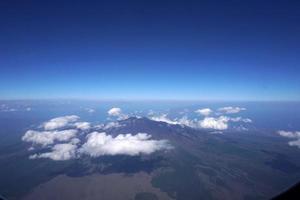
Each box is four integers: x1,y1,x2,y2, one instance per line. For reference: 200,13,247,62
151,114,197,128
79,132,171,157
22,129,78,146
199,116,229,130
104,122,122,129
107,107,128,120
26,107,32,111
151,114,197,127
23,114,172,160
229,117,252,123
42,115,90,130
288,139,300,148
198,116,252,130
70,138,81,145
74,122,91,130
108,107,122,116
278,130,300,138
195,108,212,116
176,116,197,128
218,106,246,114
43,115,80,130
150,114,251,131
94,122,123,130
150,114,180,125
278,130,300,148
22,107,254,161
30,143,77,161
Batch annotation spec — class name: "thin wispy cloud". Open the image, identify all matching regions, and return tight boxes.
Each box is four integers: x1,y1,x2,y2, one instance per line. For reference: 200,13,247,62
23,114,172,161
150,112,252,131
218,107,246,114
150,114,181,125
85,108,95,113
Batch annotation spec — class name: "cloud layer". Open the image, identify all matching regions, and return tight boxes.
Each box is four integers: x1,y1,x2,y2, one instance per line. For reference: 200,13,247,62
22,106,253,160
150,112,251,131
23,114,172,161
147,106,250,131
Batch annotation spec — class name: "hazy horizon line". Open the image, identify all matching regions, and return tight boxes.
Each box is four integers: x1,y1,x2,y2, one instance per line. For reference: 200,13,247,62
0,98,299,103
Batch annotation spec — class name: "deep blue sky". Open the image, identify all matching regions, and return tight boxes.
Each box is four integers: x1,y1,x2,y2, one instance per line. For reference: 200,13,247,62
0,0,299,100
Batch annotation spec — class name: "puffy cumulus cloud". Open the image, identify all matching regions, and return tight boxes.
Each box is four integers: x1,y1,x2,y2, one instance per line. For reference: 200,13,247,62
79,132,172,157
22,129,78,146
107,107,128,120
42,115,91,131
199,116,252,130
278,130,300,148
108,107,122,116
30,143,77,161
199,116,229,130
43,115,80,130
195,108,212,116
218,106,246,114
74,122,91,130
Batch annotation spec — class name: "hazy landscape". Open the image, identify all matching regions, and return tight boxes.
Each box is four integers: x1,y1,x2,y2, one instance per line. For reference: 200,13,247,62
0,100,300,199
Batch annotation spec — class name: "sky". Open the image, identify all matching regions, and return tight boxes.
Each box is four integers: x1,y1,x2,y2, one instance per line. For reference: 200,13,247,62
0,0,299,101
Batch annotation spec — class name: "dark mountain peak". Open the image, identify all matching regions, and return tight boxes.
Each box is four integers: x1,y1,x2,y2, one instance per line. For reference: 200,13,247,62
110,116,199,142
119,116,165,126
119,116,151,124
